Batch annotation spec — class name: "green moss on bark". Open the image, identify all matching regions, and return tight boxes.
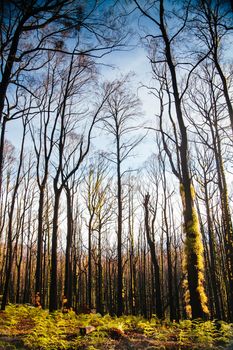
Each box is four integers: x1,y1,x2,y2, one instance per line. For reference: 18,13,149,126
180,184,209,318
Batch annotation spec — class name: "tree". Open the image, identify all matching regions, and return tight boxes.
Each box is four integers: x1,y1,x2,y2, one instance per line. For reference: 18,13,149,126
134,0,209,318
159,153,176,321
192,0,233,135
1,116,28,310
83,155,113,313
48,54,120,311
0,0,126,196
29,56,62,306
143,192,163,319
102,76,143,316
193,146,223,319
186,63,233,320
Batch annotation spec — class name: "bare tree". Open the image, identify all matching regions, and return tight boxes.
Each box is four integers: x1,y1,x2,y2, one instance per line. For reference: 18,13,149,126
101,76,143,316
186,63,233,320
29,56,62,305
143,191,163,319
0,0,127,197
1,116,28,310
48,55,120,311
192,0,233,135
134,0,209,318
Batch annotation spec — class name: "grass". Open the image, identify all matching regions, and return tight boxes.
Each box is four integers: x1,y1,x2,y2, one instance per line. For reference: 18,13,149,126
0,304,232,349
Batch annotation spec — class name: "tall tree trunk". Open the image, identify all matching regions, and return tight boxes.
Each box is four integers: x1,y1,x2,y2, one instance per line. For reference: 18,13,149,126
1,123,25,310
0,117,7,196
144,194,163,319
49,188,61,312
16,229,23,304
87,213,94,310
64,186,73,309
208,109,233,321
203,180,222,319
116,134,123,316
35,185,45,305
164,209,174,321
96,223,103,314
157,0,208,319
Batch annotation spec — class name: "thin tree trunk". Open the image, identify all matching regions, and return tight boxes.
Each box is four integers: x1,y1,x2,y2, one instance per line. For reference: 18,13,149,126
144,194,163,319
64,186,73,309
35,186,45,304
1,123,26,310
116,134,123,316
49,188,62,312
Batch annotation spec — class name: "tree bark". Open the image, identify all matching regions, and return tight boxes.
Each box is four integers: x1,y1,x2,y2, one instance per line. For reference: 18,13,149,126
49,187,62,312
116,133,123,316
64,186,73,309
144,193,163,319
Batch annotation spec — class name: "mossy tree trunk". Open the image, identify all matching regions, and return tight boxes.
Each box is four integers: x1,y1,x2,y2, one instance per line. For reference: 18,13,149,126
163,16,208,315
134,0,209,319
161,0,209,319
180,181,209,319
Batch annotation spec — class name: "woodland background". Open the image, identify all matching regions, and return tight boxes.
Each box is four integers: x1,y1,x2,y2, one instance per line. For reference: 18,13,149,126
0,0,233,325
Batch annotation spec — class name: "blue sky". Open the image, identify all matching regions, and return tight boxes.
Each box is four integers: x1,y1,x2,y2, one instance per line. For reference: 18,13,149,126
6,38,157,169
5,0,233,173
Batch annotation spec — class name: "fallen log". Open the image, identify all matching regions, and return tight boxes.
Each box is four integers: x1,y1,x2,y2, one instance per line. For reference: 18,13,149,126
0,335,24,348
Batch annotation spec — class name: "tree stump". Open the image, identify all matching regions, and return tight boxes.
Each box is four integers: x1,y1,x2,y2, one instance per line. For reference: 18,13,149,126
79,326,96,335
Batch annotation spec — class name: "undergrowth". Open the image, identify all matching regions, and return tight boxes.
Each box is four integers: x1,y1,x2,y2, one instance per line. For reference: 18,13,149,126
0,304,232,349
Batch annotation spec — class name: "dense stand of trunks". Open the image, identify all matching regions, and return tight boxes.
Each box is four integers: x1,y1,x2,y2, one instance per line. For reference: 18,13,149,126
0,154,232,321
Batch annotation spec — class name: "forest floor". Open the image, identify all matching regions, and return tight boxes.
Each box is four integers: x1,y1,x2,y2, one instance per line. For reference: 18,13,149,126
0,305,233,350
